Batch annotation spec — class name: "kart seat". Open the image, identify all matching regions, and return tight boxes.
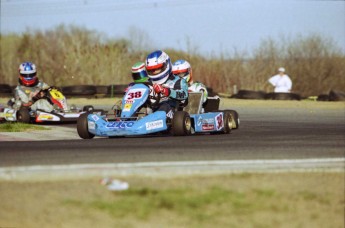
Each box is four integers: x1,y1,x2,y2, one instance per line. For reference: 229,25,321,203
203,96,220,112
183,92,203,114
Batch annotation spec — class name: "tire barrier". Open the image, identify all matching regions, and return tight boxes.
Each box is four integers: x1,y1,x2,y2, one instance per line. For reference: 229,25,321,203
317,94,330,101
107,84,128,96
0,84,12,95
328,90,345,101
231,90,266,100
317,90,345,102
230,90,302,100
61,84,129,98
61,85,97,96
2,82,343,102
265,92,301,101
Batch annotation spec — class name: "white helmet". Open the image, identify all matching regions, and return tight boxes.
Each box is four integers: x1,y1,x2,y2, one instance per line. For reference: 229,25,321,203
145,50,172,84
172,59,193,84
18,61,38,86
278,67,285,73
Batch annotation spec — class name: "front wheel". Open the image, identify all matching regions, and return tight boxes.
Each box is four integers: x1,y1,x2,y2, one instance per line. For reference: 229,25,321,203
17,107,31,123
77,113,95,139
171,111,192,136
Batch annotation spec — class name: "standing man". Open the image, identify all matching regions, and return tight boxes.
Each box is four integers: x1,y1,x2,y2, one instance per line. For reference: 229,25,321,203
268,67,292,93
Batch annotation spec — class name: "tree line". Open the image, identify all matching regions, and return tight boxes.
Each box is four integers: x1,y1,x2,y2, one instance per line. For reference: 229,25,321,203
1,25,344,97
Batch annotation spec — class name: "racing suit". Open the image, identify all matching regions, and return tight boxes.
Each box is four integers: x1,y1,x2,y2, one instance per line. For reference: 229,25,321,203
13,81,54,112
155,74,188,119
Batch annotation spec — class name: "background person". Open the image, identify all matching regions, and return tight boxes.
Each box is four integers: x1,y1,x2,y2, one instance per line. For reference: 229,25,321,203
268,67,292,93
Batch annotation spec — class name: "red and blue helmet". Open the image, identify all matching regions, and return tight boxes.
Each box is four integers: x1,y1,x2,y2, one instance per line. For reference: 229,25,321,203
145,50,172,84
172,59,193,84
18,61,38,86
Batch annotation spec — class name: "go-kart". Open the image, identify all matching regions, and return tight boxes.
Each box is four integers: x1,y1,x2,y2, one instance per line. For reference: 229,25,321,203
77,82,239,139
0,87,99,123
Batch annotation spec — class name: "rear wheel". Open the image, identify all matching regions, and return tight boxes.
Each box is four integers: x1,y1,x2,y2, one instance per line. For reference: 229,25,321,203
171,111,192,136
222,111,232,134
77,113,95,139
83,105,94,112
17,107,31,123
226,109,239,129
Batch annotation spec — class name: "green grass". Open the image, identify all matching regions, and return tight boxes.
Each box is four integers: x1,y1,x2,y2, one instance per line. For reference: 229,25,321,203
63,186,283,222
1,173,344,228
0,122,49,132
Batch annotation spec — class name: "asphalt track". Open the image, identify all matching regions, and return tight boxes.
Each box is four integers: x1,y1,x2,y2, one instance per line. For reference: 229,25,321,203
0,103,344,168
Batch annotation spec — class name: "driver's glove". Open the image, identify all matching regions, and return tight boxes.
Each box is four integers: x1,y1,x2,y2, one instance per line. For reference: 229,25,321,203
153,84,170,97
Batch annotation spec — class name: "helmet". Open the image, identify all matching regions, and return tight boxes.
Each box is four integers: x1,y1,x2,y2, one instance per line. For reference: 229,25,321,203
278,67,285,73
18,61,38,86
145,50,172,84
172,59,193,84
131,62,149,83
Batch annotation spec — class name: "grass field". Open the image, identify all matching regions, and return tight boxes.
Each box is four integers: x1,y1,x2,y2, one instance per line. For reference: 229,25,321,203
0,172,344,228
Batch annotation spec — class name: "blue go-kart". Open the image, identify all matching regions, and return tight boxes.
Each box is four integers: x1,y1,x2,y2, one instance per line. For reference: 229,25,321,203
77,83,239,139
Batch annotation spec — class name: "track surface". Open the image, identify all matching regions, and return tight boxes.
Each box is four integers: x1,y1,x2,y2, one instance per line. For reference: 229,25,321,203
1,103,344,167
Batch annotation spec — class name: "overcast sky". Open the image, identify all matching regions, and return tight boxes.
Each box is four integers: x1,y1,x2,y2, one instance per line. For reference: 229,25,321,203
1,0,344,56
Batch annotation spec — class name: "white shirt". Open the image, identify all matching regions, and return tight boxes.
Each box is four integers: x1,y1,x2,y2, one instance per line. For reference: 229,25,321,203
268,74,292,93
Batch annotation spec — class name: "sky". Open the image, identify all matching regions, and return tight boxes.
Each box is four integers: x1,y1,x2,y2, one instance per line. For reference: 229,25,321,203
1,0,345,56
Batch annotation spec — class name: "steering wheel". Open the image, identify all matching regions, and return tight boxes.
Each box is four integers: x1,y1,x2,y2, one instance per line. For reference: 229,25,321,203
149,90,161,108
32,89,47,102
143,83,160,108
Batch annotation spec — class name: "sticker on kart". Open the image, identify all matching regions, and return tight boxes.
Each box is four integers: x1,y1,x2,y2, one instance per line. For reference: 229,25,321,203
106,121,135,129
215,113,224,130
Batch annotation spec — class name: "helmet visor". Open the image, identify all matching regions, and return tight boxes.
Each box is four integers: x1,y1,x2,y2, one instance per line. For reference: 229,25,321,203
20,72,36,79
132,71,148,82
147,62,167,76
173,68,189,78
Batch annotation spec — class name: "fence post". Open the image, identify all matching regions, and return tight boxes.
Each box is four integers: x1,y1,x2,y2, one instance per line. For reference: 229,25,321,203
233,85,238,95
111,85,114,98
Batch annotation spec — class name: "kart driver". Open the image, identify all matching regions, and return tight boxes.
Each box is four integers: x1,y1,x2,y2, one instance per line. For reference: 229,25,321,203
114,62,153,116
172,59,208,104
12,61,54,112
145,50,188,119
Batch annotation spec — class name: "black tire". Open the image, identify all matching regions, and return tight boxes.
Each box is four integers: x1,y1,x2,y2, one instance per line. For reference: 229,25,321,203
61,85,97,96
267,92,301,100
77,113,95,139
317,94,329,101
171,111,192,136
235,90,266,100
0,84,12,94
222,111,232,134
83,105,95,112
225,109,239,129
16,107,31,123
